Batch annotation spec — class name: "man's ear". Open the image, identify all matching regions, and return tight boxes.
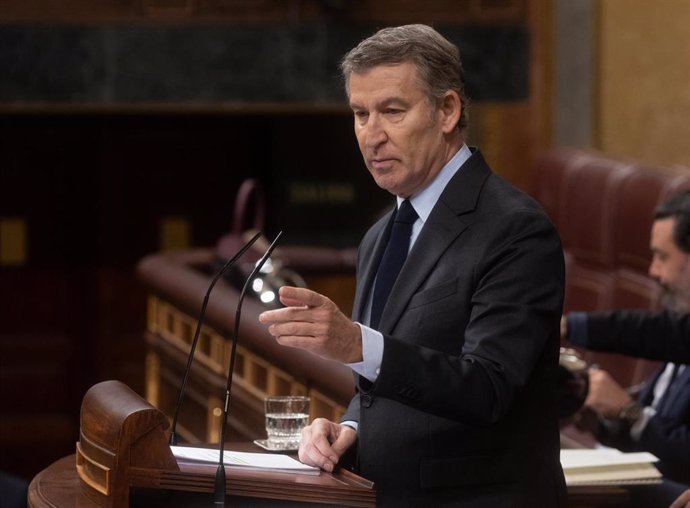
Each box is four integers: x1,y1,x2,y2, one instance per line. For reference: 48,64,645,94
439,90,462,134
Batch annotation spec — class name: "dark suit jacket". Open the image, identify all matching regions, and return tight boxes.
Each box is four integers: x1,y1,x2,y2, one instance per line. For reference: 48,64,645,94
580,310,690,484
343,150,567,507
584,310,690,363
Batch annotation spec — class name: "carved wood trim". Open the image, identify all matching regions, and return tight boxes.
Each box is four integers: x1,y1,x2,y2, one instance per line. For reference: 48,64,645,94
145,295,348,443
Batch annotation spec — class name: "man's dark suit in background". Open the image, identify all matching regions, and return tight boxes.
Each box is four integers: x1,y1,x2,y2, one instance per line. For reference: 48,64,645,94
568,310,690,485
572,310,690,364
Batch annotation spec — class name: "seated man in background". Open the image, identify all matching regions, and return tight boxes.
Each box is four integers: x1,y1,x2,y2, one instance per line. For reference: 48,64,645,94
562,190,690,505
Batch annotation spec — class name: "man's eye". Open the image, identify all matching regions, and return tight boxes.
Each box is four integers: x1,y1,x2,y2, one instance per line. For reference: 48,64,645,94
385,109,405,120
354,111,368,118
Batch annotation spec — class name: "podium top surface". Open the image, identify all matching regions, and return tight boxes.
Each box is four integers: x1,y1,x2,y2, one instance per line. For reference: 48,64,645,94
29,450,376,508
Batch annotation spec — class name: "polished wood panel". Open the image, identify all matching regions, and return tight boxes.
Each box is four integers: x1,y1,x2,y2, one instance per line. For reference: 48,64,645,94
29,453,377,507
141,249,354,444
28,453,629,508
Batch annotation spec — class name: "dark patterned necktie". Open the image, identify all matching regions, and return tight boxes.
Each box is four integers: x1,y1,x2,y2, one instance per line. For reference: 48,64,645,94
370,200,418,329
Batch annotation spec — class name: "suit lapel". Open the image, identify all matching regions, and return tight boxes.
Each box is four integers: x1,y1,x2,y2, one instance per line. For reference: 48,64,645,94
657,365,690,417
376,150,492,332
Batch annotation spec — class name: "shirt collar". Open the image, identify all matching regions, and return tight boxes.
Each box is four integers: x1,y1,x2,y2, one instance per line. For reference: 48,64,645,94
396,143,472,223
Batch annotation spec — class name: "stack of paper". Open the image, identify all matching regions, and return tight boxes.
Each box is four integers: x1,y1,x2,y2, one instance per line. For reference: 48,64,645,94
560,448,662,486
171,446,320,476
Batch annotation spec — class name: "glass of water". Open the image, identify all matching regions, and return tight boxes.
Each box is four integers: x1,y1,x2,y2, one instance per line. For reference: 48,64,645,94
264,395,310,450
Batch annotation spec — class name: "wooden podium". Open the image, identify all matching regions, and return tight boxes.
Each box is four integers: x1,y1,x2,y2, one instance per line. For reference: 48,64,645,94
69,380,375,507
30,380,630,507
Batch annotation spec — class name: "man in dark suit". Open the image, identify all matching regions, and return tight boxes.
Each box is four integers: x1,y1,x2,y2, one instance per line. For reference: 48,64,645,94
562,191,690,504
260,24,566,507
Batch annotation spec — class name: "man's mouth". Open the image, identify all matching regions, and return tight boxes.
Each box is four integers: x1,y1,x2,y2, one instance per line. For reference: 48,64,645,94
370,158,395,170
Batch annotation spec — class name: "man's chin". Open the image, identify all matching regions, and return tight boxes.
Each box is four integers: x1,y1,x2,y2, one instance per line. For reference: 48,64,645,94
660,291,690,313
370,173,399,196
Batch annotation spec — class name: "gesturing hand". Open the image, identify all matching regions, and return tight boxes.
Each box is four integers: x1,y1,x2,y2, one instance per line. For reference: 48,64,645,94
259,286,363,364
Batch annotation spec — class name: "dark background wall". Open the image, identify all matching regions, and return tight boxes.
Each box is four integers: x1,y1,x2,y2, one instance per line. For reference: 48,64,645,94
0,24,527,104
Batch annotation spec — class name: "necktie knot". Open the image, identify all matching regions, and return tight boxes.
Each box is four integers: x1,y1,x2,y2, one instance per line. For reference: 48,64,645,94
395,200,418,224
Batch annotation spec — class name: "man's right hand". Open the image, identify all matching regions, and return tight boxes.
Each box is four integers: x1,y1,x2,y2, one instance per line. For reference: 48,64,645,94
585,368,633,419
298,418,357,473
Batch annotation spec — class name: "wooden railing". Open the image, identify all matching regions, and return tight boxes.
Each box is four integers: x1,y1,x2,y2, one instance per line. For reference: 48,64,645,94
138,248,356,444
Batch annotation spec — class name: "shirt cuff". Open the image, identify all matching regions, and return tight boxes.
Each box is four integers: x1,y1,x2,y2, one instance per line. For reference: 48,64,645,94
341,420,358,432
630,406,655,441
345,323,384,382
566,312,590,348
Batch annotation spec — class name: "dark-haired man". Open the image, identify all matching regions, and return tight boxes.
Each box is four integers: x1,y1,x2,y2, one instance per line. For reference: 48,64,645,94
563,190,690,504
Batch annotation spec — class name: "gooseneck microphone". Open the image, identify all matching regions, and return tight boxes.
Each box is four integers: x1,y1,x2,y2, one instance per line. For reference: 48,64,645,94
213,231,283,507
168,231,262,447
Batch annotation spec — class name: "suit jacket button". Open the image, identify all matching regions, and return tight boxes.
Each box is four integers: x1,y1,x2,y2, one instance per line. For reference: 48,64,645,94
361,394,373,408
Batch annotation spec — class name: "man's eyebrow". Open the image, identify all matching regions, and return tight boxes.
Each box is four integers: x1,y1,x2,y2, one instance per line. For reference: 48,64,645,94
379,97,408,108
349,97,408,110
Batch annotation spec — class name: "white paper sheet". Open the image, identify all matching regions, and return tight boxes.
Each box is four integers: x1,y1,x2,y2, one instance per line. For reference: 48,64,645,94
560,448,661,485
170,446,320,475
560,449,658,469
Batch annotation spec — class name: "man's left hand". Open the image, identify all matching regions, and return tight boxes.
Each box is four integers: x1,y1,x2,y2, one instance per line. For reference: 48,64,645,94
259,286,363,363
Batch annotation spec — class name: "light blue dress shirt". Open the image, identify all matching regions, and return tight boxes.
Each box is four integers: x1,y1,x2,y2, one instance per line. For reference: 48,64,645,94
346,144,472,382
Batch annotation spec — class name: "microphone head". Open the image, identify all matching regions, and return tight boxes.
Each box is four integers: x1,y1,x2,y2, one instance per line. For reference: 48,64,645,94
216,231,302,310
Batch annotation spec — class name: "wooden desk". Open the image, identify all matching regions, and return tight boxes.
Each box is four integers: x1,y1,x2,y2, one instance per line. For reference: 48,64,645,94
567,485,629,508
29,451,375,508
28,454,292,507
30,453,629,508
29,455,85,508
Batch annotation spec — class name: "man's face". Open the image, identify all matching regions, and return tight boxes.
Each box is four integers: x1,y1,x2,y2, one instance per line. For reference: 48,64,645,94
347,61,460,198
649,217,690,312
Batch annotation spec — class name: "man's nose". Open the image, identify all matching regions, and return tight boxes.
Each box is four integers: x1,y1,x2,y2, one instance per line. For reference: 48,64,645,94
364,114,387,149
648,259,661,280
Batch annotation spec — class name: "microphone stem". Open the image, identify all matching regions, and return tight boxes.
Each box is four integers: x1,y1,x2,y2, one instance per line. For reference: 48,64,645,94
168,231,262,446
213,463,226,506
213,231,283,506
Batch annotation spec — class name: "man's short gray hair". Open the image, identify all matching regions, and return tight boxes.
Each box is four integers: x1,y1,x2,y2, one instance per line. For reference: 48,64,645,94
341,24,469,131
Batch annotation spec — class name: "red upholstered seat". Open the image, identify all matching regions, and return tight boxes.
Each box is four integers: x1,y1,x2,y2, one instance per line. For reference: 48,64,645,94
530,148,690,387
